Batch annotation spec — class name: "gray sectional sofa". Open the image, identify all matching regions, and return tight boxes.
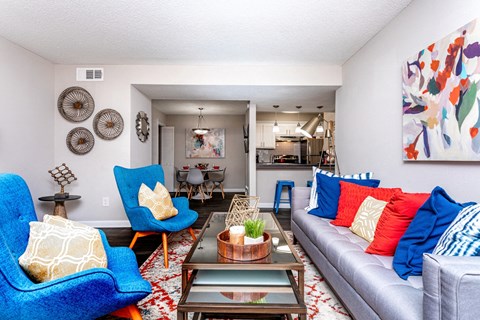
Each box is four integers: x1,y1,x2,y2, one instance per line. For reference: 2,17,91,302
291,186,480,320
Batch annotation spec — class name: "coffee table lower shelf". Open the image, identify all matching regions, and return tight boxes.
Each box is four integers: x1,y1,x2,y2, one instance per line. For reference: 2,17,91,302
177,270,306,320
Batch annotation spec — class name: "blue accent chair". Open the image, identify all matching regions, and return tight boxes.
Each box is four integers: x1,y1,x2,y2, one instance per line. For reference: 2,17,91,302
113,164,198,268
0,173,151,320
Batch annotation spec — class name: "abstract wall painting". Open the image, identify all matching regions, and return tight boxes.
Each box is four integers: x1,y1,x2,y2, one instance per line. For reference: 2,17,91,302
403,18,480,161
186,128,225,158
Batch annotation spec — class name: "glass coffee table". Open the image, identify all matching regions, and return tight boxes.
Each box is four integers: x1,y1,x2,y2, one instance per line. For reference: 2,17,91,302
177,212,306,320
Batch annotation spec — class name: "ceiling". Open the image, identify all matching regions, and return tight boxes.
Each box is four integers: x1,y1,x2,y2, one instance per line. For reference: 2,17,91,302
0,0,413,113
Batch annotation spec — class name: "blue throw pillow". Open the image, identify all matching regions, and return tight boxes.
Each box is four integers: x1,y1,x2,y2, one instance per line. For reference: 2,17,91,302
392,186,475,279
307,173,380,219
433,204,480,256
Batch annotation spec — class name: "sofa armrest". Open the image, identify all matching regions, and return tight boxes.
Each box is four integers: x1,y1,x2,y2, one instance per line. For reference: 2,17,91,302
423,253,480,320
292,187,311,218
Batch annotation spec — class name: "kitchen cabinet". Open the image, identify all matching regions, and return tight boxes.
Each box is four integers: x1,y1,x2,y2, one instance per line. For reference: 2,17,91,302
278,123,301,135
256,123,276,149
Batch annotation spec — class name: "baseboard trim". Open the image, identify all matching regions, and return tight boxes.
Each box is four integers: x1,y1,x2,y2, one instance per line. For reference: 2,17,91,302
79,220,132,228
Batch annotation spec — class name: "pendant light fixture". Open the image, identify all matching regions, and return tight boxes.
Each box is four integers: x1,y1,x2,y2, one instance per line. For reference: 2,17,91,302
272,105,280,133
192,107,209,135
295,105,302,133
316,106,325,134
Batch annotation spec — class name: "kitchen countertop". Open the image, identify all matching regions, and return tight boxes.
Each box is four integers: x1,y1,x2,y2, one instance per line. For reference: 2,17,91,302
256,163,335,171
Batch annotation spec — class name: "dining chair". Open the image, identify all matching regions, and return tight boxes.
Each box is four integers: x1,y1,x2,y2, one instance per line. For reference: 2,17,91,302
113,164,198,268
174,167,188,197
186,167,207,203
209,167,226,199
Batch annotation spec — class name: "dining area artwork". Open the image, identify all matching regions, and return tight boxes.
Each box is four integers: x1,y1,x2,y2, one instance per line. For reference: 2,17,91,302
186,128,225,158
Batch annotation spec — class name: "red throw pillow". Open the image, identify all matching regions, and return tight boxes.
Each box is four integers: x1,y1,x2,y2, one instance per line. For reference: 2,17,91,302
365,192,430,256
331,181,401,227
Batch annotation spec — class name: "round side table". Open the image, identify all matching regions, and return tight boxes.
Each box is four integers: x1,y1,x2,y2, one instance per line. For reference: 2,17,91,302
38,195,81,219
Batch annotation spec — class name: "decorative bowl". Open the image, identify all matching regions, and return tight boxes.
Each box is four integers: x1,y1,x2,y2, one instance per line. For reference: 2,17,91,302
196,163,209,170
183,166,189,169
213,165,220,169
217,230,271,261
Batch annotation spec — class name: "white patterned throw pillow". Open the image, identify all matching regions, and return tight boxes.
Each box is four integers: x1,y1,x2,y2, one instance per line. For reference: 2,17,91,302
350,196,388,242
305,167,374,211
433,204,480,256
138,182,178,221
43,214,94,230
19,222,107,283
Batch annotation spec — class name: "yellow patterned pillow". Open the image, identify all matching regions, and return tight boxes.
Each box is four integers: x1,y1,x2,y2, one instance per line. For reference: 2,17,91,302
19,222,107,283
138,182,178,220
350,196,388,242
43,214,93,230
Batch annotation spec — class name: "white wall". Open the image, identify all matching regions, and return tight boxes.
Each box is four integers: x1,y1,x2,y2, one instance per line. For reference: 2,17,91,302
336,0,480,202
0,36,54,217
130,87,152,168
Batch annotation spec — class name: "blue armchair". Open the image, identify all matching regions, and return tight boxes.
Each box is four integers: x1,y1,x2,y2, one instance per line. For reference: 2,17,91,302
113,165,198,268
0,173,151,320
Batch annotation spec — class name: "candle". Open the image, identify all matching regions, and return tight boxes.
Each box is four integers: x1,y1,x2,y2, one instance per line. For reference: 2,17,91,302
229,226,245,245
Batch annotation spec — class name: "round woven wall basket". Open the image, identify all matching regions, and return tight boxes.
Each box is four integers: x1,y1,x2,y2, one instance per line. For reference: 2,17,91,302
57,86,95,122
93,109,124,140
66,127,95,155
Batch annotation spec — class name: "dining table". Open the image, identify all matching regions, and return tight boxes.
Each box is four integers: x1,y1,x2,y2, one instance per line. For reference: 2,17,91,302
178,167,223,200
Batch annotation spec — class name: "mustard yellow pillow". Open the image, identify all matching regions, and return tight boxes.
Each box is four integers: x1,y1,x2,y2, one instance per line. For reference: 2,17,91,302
138,182,178,220
19,222,107,283
43,214,93,230
349,196,388,242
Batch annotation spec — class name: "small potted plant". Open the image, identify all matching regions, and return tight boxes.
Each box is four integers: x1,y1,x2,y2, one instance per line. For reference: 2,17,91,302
243,219,266,245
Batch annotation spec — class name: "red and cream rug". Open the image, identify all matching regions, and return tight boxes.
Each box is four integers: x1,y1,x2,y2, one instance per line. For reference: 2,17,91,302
138,230,351,320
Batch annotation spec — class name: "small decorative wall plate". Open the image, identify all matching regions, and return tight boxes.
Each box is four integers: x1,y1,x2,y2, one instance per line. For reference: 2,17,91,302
93,109,124,140
57,86,95,122
66,127,95,155
136,111,150,142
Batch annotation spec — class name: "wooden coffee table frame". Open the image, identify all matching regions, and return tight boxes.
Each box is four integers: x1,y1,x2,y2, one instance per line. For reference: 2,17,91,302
178,212,306,320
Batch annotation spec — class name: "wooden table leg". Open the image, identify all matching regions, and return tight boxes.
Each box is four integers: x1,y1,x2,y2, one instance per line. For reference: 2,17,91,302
298,269,305,299
53,201,67,218
182,269,188,293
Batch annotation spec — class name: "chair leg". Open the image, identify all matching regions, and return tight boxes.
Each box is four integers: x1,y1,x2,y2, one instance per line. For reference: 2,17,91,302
111,304,143,320
162,232,169,268
188,227,197,241
220,183,225,199
129,231,157,249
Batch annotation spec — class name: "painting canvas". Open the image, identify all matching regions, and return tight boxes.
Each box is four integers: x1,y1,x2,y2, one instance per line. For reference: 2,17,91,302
186,128,225,158
403,18,480,161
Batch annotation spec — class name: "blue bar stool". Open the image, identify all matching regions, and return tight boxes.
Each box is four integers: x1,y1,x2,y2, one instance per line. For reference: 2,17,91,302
273,180,295,214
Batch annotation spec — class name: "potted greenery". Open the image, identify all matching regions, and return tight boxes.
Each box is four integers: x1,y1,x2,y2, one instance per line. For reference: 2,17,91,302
243,219,266,245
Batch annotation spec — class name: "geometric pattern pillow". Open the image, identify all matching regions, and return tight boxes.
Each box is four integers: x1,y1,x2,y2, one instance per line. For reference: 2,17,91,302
138,182,178,221
305,167,374,211
349,196,388,242
331,181,401,227
43,214,93,231
433,204,480,256
18,222,107,283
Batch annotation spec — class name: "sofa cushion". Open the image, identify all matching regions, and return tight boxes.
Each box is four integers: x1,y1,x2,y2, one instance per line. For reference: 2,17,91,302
331,182,401,227
350,196,388,242
18,222,107,283
366,192,430,256
308,173,380,219
138,182,178,220
433,204,480,256
305,167,373,211
393,186,473,279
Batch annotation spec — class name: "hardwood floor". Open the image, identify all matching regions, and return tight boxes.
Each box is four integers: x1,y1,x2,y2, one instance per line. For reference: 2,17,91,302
101,192,292,266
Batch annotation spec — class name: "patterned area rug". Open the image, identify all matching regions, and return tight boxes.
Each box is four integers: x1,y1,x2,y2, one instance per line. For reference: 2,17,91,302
138,230,351,320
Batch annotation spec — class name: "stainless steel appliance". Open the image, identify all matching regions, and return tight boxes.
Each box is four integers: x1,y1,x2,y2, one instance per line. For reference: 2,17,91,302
300,138,324,164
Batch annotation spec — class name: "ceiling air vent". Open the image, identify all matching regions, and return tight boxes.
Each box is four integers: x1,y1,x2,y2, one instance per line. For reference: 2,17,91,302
76,68,104,81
